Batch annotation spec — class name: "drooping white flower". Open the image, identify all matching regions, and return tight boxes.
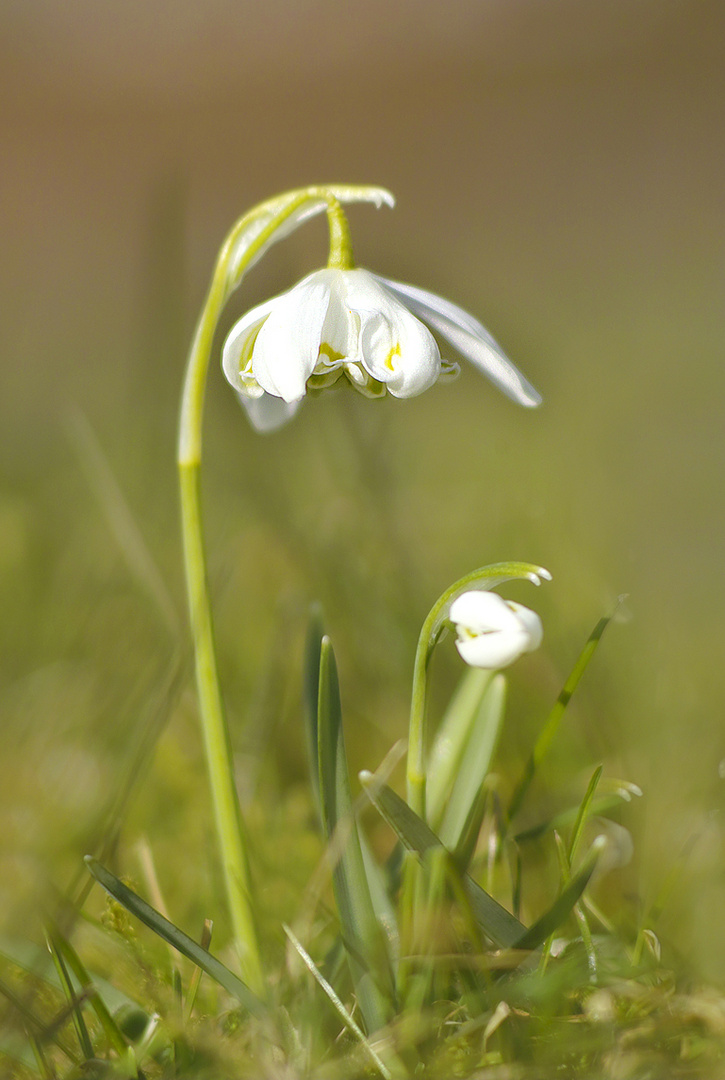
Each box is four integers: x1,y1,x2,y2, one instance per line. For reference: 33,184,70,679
222,267,540,432
448,590,543,670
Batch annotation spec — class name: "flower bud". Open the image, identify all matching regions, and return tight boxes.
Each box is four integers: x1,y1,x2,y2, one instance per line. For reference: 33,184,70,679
448,590,543,670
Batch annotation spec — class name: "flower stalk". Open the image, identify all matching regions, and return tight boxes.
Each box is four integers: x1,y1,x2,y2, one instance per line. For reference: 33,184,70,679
177,185,394,993
406,562,550,820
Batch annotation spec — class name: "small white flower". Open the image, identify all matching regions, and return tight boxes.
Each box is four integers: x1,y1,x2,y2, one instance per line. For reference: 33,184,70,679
448,591,543,670
222,268,540,431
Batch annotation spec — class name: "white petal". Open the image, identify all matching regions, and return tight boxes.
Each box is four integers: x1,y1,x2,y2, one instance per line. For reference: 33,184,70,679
377,276,542,408
342,270,441,397
449,590,523,634
315,269,360,362
251,278,331,402
455,630,529,670
505,600,543,652
235,391,302,433
221,296,278,392
449,591,542,670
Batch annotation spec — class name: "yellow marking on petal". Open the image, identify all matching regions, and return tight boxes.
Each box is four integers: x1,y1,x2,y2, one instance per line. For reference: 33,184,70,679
385,343,401,371
317,342,346,364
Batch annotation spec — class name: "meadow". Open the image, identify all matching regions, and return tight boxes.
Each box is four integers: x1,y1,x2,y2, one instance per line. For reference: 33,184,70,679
1,5,725,1076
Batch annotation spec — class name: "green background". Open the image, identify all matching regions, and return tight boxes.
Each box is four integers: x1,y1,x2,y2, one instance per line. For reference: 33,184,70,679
2,0,724,978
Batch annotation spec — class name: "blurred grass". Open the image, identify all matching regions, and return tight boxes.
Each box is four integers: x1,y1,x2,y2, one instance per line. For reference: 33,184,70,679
1,0,724,994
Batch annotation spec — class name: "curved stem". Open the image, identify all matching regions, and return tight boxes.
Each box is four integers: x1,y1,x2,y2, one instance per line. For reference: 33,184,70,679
406,615,440,820
177,185,389,994
326,199,355,270
177,194,319,994
406,561,549,821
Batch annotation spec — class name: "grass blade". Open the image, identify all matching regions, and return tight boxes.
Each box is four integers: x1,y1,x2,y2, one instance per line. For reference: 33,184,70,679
439,674,506,862
317,637,395,1032
359,773,526,948
426,668,493,830
45,932,93,1060
513,838,603,951
568,764,604,864
283,924,393,1080
49,924,129,1058
84,857,266,1017
184,919,213,1022
0,973,78,1064
303,604,326,816
508,605,619,822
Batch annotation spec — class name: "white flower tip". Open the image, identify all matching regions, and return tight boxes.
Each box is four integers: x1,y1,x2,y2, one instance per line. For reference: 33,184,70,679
369,188,395,209
529,567,552,586
521,386,543,408
358,770,374,784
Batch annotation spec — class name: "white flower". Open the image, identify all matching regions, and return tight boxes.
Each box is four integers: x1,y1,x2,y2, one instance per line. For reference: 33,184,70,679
448,591,543,670
222,268,540,432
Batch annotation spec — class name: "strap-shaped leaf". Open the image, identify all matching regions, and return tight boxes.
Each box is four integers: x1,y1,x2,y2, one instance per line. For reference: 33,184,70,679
359,774,525,948
514,840,603,951
303,605,326,817
360,777,601,953
439,674,507,862
84,858,265,1017
317,638,395,1032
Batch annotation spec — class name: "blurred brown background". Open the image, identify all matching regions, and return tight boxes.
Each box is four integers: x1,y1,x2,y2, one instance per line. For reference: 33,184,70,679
2,0,725,976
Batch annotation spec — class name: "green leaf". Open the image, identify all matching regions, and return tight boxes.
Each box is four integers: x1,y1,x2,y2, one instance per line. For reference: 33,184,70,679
84,858,266,1017
45,931,93,1060
283,925,394,1080
426,667,493,830
513,840,603,951
568,764,604,864
439,674,506,863
317,638,395,1032
359,774,526,949
48,923,129,1059
0,933,140,1038
0,972,78,1065
303,604,326,817
508,604,620,822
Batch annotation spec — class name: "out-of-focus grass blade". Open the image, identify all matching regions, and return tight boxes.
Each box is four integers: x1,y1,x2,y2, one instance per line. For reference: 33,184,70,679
303,604,326,816
0,935,138,1017
283,924,393,1080
49,923,129,1058
185,919,213,1022
439,674,506,864
513,839,603,951
84,858,266,1017
514,793,634,844
360,833,400,961
359,774,526,948
508,607,619,822
66,408,179,636
317,637,395,1032
45,932,93,1060
568,765,603,864
0,973,78,1064
0,1028,45,1075
426,668,493,830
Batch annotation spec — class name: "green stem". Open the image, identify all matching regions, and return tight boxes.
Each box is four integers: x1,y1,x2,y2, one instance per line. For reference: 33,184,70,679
406,627,436,820
326,199,355,270
177,185,386,994
177,193,320,994
178,463,263,994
